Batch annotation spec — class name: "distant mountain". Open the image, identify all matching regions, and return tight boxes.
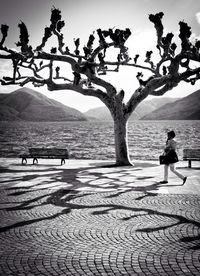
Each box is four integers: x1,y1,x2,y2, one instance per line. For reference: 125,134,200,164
0,88,87,121
85,97,177,120
141,90,200,120
85,106,111,120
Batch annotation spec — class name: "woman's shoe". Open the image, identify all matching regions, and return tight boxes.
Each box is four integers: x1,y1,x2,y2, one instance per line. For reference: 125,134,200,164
160,180,168,184
183,177,187,185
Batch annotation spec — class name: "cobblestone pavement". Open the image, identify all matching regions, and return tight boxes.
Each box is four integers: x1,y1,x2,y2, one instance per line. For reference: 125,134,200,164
0,159,200,275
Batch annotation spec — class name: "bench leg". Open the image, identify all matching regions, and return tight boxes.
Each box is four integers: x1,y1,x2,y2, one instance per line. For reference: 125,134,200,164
22,157,27,165
33,158,38,165
188,160,191,168
61,159,65,165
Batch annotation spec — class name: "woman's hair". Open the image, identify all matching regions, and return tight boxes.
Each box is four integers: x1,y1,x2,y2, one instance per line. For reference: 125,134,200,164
167,130,176,138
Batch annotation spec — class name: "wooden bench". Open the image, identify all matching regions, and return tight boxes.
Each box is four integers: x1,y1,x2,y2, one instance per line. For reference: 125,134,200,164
20,148,69,165
183,148,200,168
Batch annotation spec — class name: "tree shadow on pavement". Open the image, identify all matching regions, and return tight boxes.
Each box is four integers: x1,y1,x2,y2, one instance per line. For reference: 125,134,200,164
0,162,199,250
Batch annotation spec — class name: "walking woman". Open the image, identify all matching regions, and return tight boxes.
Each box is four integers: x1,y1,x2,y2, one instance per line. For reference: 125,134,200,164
160,130,187,184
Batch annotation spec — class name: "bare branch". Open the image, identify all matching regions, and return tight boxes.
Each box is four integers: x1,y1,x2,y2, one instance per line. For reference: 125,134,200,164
125,88,143,116
180,67,200,85
125,73,176,114
35,27,52,52
91,75,117,95
46,80,110,104
0,24,9,47
103,60,155,73
36,51,77,67
149,12,164,48
150,82,178,96
0,53,13,59
18,62,43,79
144,51,155,69
179,21,192,52
0,75,46,87
16,21,33,56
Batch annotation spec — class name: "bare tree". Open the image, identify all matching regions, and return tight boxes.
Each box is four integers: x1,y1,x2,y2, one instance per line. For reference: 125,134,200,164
0,8,200,165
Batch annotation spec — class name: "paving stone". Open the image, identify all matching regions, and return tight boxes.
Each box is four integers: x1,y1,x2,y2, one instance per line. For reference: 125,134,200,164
0,158,200,275
0,190,199,275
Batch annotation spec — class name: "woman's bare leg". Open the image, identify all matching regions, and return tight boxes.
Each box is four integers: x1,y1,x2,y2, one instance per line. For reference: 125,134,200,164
169,163,185,180
164,164,169,181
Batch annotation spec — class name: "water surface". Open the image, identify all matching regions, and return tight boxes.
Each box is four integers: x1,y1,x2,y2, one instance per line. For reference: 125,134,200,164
0,120,199,160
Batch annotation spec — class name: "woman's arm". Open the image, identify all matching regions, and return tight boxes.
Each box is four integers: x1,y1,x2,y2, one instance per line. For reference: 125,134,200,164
165,139,177,152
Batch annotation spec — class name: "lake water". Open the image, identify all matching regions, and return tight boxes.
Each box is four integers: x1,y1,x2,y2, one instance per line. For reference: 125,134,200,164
0,120,199,161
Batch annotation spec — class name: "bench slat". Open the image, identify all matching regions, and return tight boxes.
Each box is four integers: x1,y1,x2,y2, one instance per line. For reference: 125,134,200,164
183,149,200,157
183,148,200,168
29,148,69,157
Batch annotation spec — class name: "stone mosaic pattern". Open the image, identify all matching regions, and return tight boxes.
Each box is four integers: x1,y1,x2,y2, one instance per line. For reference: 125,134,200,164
0,188,200,276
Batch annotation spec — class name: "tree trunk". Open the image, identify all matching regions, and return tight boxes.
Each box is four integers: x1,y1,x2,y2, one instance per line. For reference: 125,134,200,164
113,115,132,166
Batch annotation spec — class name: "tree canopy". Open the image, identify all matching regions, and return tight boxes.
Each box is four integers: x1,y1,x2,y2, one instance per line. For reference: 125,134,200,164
0,8,199,106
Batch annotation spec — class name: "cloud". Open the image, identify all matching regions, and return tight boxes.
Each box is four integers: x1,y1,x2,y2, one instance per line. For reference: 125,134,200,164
195,12,200,24
0,59,12,78
190,32,200,44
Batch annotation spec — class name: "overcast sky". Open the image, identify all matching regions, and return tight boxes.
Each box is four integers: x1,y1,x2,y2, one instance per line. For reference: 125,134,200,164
0,0,200,111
